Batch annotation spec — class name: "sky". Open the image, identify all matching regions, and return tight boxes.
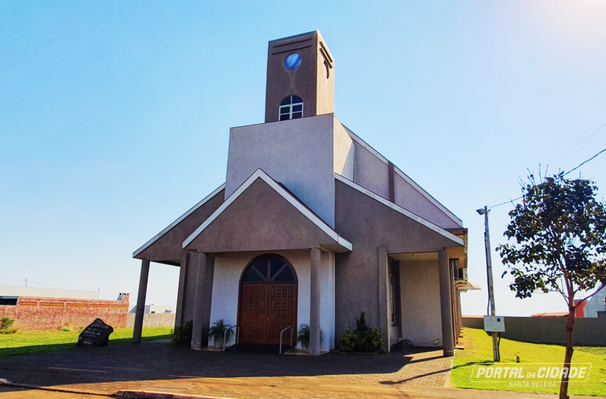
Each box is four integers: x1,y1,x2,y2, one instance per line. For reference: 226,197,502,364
1,0,605,317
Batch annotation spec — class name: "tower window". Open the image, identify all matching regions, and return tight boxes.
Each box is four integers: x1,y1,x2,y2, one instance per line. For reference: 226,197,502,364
284,53,302,70
279,96,304,121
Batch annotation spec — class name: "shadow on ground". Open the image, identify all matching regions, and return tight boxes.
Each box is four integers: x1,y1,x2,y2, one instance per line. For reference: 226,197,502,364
0,340,446,389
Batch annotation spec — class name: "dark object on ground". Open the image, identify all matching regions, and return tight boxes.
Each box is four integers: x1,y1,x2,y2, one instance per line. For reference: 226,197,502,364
76,318,113,347
391,339,414,352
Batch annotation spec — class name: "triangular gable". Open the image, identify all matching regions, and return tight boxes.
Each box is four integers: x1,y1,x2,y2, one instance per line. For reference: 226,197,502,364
133,184,225,262
335,173,464,250
183,169,352,253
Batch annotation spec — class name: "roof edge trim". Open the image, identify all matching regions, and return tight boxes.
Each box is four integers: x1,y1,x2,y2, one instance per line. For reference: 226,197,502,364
132,183,226,258
183,169,352,251
335,174,464,246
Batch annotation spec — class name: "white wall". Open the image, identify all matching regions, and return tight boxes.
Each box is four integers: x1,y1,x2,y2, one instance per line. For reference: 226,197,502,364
0,285,100,300
333,120,354,180
209,249,335,349
584,285,606,318
400,260,443,347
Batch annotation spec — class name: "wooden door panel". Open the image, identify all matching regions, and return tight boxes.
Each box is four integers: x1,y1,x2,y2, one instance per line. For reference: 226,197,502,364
240,284,267,344
266,284,296,344
240,283,296,345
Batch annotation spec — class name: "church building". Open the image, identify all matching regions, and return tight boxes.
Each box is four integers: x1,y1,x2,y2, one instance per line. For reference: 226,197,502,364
131,31,469,356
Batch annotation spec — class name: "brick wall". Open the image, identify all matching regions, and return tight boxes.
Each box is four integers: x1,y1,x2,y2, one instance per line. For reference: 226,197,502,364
0,293,130,331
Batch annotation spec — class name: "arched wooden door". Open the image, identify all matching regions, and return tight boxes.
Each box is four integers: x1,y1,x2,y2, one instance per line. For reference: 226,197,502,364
238,254,297,345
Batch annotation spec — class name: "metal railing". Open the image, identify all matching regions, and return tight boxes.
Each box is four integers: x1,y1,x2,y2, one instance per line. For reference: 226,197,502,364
279,325,293,355
223,325,239,352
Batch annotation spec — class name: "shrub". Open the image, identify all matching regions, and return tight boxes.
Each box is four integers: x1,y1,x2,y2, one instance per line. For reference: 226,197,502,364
172,320,193,345
338,311,385,354
338,325,355,352
0,316,16,334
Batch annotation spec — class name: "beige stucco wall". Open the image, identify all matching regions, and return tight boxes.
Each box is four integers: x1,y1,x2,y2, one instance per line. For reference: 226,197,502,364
226,114,337,227
126,313,175,328
353,141,390,200
394,172,461,229
400,260,443,347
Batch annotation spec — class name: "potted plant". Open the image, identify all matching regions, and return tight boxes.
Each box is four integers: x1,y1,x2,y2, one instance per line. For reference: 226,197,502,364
209,319,232,349
297,324,322,351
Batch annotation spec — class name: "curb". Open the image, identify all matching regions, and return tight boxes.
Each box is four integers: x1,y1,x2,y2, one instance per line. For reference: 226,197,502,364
0,380,234,399
114,391,234,399
0,378,110,397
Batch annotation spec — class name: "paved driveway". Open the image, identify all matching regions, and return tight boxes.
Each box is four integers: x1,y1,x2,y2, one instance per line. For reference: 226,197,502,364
0,341,599,398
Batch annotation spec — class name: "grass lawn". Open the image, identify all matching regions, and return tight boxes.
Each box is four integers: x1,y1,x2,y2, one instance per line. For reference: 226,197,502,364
0,327,173,357
451,327,606,396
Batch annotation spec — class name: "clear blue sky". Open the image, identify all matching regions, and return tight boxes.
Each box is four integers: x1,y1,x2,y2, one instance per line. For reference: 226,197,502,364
1,0,605,316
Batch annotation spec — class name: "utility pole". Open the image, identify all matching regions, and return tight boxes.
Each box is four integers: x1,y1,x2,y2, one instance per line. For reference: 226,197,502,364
477,206,500,362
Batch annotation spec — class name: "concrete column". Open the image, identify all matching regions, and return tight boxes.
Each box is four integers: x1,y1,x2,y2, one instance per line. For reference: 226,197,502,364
438,249,455,357
133,259,150,343
310,247,321,356
175,251,189,327
377,245,390,352
191,252,214,350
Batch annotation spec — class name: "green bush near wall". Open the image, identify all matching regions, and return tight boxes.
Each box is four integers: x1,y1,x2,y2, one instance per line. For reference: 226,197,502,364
338,312,385,354
172,320,193,346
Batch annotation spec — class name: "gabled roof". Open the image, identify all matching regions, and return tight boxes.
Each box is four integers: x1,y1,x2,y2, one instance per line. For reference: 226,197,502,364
335,173,464,246
183,169,352,252
133,183,225,258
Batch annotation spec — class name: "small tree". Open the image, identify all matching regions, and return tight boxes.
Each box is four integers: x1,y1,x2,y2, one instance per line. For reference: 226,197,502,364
498,172,606,399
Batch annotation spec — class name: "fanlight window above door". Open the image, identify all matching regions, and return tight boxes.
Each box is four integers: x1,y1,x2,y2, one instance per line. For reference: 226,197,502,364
242,254,296,283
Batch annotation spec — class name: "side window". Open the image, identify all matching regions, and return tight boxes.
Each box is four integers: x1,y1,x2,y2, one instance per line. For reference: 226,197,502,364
279,96,303,121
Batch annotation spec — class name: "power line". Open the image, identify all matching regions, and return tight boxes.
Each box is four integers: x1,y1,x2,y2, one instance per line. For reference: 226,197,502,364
488,121,606,209
490,147,606,209
564,147,606,177
550,121,606,165
490,196,523,209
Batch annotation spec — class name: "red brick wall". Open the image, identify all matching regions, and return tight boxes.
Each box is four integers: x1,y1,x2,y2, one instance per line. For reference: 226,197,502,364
0,293,129,331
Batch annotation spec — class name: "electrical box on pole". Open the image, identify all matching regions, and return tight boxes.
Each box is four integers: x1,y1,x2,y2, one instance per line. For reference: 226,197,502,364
483,315,505,333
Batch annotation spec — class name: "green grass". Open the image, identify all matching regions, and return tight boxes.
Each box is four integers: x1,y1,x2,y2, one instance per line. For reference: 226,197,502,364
0,327,173,357
451,327,606,396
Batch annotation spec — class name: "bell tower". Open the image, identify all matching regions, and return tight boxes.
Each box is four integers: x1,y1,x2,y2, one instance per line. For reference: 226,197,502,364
265,31,335,123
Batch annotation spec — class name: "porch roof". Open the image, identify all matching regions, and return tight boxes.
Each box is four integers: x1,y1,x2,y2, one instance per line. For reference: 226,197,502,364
183,169,352,253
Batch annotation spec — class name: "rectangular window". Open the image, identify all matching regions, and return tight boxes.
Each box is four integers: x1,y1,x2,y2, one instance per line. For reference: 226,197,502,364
389,262,401,328
0,296,18,306
390,273,397,325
